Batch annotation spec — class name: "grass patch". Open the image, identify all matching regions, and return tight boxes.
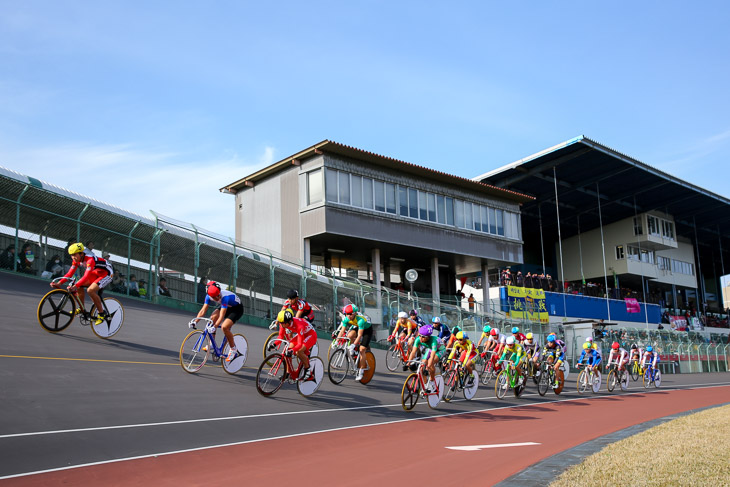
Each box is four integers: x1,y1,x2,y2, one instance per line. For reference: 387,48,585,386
551,404,730,487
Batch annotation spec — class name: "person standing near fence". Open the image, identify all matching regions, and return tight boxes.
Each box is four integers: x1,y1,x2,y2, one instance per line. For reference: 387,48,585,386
468,293,476,311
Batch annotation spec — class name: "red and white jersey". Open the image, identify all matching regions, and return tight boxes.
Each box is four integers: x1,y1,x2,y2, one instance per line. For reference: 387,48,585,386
61,252,113,287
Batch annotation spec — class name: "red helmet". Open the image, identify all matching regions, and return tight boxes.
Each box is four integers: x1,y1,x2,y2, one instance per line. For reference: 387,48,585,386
612,341,620,350
490,329,498,336
343,304,357,315
207,281,221,299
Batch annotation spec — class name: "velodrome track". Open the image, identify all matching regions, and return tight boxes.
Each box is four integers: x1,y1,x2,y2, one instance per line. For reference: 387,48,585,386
0,271,728,485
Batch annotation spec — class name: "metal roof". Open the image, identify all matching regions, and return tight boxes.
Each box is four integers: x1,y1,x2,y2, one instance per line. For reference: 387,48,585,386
475,136,730,280
222,140,534,204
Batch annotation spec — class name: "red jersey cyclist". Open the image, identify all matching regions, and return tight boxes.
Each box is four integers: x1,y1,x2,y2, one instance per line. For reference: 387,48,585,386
282,289,315,323
195,281,244,362
607,342,629,372
52,242,113,325
276,309,317,380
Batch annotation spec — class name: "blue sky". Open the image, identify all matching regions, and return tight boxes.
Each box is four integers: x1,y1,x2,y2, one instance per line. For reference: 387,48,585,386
1,1,729,240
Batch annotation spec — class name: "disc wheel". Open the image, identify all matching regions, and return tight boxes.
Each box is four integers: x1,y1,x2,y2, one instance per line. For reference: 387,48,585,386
37,289,76,333
90,297,124,339
620,370,629,391
495,370,509,399
263,332,286,365
401,373,420,411
179,330,209,373
463,370,479,400
359,351,376,385
654,369,661,387
327,348,351,384
514,370,527,398
256,353,287,397
385,344,403,372
221,334,248,374
427,375,444,409
297,357,324,396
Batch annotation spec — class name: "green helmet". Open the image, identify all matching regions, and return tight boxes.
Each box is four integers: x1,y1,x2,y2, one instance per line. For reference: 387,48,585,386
483,325,492,334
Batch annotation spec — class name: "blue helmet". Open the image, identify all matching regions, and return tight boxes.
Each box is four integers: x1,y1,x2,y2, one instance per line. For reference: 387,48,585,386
547,335,556,343
646,345,653,352
511,326,519,334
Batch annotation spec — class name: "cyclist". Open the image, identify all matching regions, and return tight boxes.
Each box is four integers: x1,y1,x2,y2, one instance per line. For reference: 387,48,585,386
389,311,418,344
576,341,602,374
629,343,642,367
448,331,477,385
542,334,566,388
406,309,427,349
476,324,492,351
339,304,373,381
276,309,317,380
497,336,526,384
407,325,444,393
281,289,315,324
607,341,629,372
195,281,244,362
431,316,451,344
52,242,113,326
522,332,541,372
511,326,526,344
641,345,660,372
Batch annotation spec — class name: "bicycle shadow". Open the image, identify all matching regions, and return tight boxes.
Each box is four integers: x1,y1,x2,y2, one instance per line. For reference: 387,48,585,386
52,333,181,361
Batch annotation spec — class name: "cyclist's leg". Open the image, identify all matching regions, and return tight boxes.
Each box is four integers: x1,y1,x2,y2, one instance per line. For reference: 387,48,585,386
426,352,437,382
220,318,236,348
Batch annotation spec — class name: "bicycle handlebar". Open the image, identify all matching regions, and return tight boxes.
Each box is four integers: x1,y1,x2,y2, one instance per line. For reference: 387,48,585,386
188,317,213,329
51,276,76,286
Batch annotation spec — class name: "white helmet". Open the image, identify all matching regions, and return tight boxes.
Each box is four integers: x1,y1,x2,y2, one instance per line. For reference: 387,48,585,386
506,336,515,345
398,311,408,319
499,336,507,344
431,316,441,324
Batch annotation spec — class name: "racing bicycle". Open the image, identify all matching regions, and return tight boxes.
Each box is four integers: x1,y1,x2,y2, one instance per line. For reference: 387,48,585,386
179,318,248,374
400,355,444,411
643,362,662,388
443,358,479,402
536,357,565,396
606,362,629,392
256,339,324,397
494,360,527,399
37,277,124,339
385,336,411,372
576,362,602,394
327,339,376,385
263,321,319,365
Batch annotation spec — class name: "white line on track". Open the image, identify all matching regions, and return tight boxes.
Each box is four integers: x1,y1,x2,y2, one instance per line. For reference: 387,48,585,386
446,442,540,451
1,382,729,480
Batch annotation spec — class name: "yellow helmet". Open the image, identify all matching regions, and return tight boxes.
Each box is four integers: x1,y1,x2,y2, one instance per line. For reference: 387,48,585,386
277,309,293,323
526,332,533,340
456,331,464,340
583,342,591,350
68,242,85,255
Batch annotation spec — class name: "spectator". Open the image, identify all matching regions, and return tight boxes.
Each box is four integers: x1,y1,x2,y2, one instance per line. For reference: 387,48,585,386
85,241,96,256
17,243,35,274
515,271,524,287
111,273,126,293
468,293,476,311
128,274,140,297
158,277,172,297
524,272,533,289
197,276,208,304
62,238,75,273
0,245,14,270
138,279,147,299
44,255,64,279
546,274,554,292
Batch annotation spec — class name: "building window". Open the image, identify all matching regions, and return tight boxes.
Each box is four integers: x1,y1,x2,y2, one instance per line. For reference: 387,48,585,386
427,193,436,222
362,178,373,209
658,256,670,270
351,175,362,207
488,208,496,234
481,206,489,234
633,216,643,236
338,172,350,205
399,186,408,217
418,191,427,220
455,200,464,228
325,169,338,203
373,180,385,212
640,249,654,264
473,204,481,232
445,197,454,226
661,220,675,240
616,245,625,260
385,183,396,214
408,188,418,218
627,246,640,261
647,215,660,236
496,209,504,236
307,169,323,205
437,195,446,223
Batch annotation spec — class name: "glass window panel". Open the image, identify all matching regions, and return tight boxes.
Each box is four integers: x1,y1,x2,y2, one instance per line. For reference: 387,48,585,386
473,204,481,231
409,188,418,218
445,197,454,225
427,193,436,222
455,200,464,228
437,195,446,223
464,202,473,230
399,186,409,216
307,169,323,205
419,191,427,220
325,168,338,203
351,175,362,207
488,208,496,233
362,178,373,209
374,180,385,212
338,172,350,205
496,209,504,236
481,206,489,233
385,183,396,214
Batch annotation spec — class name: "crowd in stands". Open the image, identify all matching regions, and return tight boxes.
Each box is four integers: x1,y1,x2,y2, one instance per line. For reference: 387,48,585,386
500,268,558,292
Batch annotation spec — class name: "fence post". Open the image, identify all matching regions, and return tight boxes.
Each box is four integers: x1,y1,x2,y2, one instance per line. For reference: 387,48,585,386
268,253,274,320
76,203,89,243
126,222,139,296
14,185,29,272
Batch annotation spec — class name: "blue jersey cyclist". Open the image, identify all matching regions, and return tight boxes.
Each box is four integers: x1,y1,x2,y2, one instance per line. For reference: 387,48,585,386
407,325,445,393
431,316,451,342
641,345,660,370
542,334,566,387
406,309,427,349
577,341,602,373
194,281,244,362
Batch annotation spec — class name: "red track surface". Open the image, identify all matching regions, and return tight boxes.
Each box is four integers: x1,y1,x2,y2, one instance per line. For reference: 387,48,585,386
6,385,730,487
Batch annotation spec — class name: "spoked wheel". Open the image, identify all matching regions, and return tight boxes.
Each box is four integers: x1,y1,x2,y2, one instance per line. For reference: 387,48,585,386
256,353,288,397
385,344,402,372
480,359,495,386
537,369,550,396
37,289,76,333
443,368,458,403
577,369,589,394
401,373,420,411
495,370,509,399
630,362,640,381
263,332,286,365
221,334,249,374
179,330,209,373
328,348,351,384
463,370,479,400
359,351,376,385
90,297,124,338
607,369,618,392
653,369,661,388
297,357,324,397
529,361,540,385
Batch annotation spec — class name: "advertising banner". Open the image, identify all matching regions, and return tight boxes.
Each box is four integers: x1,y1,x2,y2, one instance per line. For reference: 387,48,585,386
669,315,688,331
625,298,640,313
507,285,549,323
